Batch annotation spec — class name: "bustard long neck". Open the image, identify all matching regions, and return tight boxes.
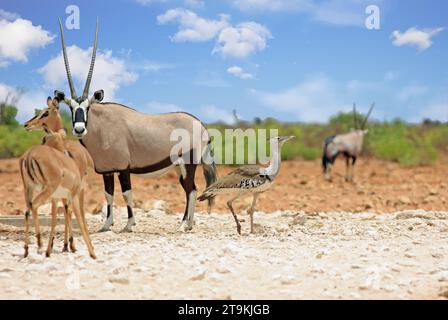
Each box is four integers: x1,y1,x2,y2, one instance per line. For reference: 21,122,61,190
260,142,282,177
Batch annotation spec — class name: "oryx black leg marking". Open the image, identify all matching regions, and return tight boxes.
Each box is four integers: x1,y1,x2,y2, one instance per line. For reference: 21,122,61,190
179,163,197,231
351,156,357,181
118,169,135,232
99,173,115,232
345,156,350,180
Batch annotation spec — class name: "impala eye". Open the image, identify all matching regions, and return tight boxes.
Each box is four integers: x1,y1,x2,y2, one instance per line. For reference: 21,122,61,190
41,111,49,118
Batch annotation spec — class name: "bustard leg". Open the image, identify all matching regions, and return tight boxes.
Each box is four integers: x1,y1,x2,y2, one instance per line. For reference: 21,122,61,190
118,170,136,233
227,193,243,235
99,174,115,232
248,193,260,234
179,164,198,232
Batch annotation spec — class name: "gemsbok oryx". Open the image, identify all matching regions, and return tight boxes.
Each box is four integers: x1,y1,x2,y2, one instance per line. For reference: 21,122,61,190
24,97,94,253
322,103,374,182
54,18,217,232
19,128,96,259
198,136,294,235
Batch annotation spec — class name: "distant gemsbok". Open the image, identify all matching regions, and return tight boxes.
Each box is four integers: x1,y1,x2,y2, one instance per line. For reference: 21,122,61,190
20,128,96,259
24,97,94,253
54,18,217,232
322,103,374,182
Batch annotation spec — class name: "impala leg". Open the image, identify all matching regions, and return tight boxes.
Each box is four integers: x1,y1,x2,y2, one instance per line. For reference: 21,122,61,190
62,200,69,252
66,202,76,253
46,200,58,258
31,208,42,251
118,170,135,233
99,174,114,232
62,200,76,252
24,210,30,258
29,188,53,251
248,193,259,234
79,189,88,231
72,196,96,259
178,163,197,232
227,193,243,235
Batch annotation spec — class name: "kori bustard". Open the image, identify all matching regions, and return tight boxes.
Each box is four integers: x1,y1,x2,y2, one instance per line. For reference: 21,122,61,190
198,136,294,235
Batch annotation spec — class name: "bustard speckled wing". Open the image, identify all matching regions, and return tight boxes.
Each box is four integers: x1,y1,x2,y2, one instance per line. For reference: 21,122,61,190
198,165,271,201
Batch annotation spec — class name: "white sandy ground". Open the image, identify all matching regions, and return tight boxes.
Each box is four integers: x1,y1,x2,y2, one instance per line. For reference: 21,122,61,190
1,205,448,300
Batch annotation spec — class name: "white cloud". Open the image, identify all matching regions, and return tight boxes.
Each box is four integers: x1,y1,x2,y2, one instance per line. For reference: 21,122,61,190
194,70,231,87
0,9,20,21
251,75,344,122
136,0,202,6
201,105,235,124
397,84,428,102
0,18,54,67
157,9,271,58
227,65,254,80
184,0,204,7
231,0,308,11
231,0,379,27
391,27,444,51
157,8,230,42
136,0,168,5
311,0,368,26
136,61,175,72
213,22,271,58
384,71,397,81
38,45,138,101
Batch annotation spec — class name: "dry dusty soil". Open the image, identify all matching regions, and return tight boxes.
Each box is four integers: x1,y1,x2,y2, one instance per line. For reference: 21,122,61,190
1,209,448,299
0,158,447,299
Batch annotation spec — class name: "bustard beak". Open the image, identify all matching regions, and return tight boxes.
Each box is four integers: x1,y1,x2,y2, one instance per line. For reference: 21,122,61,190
280,135,295,143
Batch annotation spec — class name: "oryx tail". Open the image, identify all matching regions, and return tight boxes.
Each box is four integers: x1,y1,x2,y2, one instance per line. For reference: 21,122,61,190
201,141,218,212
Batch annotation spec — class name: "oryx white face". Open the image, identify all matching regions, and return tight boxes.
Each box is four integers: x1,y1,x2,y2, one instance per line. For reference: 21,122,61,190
69,98,90,138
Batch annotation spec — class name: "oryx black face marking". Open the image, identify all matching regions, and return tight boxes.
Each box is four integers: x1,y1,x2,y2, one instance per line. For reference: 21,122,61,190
74,108,85,123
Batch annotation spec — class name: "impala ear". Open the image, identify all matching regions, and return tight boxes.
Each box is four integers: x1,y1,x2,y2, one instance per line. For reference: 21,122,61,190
92,89,104,102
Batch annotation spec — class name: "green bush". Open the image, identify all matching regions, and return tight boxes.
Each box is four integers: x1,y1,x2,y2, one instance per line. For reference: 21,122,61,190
0,125,44,158
0,107,446,167
206,115,447,166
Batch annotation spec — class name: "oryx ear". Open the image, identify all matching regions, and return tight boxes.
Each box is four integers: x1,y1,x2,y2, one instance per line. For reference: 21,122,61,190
54,90,65,102
92,89,104,102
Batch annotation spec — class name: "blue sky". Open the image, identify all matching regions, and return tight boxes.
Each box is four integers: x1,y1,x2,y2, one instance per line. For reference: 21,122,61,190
0,0,446,123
